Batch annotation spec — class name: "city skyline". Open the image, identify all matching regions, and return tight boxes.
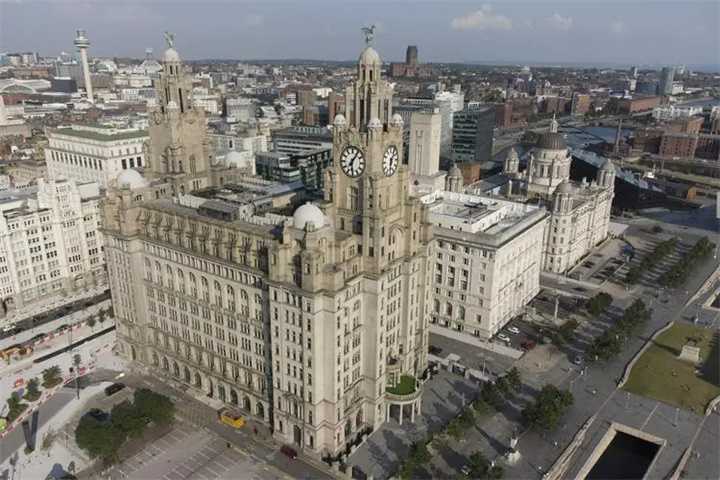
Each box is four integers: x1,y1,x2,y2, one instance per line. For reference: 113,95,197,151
2,1,718,70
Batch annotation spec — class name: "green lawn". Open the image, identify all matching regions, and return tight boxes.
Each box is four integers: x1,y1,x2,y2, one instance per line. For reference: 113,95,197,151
623,323,720,412
387,375,417,396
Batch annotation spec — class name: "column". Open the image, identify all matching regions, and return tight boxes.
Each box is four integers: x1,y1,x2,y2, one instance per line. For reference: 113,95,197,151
410,403,415,422
399,404,403,425
386,403,390,422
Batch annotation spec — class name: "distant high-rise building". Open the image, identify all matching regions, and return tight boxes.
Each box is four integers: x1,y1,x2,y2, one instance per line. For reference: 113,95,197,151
659,67,675,95
451,106,495,163
408,108,441,176
630,66,638,78
406,45,418,66
570,93,591,115
296,89,317,109
635,80,658,95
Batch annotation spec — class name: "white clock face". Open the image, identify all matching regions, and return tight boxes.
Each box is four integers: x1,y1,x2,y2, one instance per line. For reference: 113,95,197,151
383,146,399,176
340,146,365,177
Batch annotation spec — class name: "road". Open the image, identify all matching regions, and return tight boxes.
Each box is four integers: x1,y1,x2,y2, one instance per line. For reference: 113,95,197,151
1,289,111,341
0,388,76,464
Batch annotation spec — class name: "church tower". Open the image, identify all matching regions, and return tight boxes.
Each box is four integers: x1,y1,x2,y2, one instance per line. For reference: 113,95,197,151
144,37,213,195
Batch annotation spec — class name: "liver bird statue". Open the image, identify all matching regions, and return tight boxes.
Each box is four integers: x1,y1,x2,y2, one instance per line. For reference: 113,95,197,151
164,31,176,49
361,25,376,46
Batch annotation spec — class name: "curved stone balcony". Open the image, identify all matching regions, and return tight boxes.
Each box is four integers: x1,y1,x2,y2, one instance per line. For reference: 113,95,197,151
385,374,422,403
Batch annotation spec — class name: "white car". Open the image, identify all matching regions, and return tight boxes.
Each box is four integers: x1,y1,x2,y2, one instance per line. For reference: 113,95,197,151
2,323,16,332
507,326,521,335
497,333,511,343
461,465,471,475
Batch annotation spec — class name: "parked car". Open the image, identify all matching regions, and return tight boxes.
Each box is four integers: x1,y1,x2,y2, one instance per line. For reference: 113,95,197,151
461,465,471,475
522,341,535,351
31,333,45,342
86,408,111,425
573,287,587,293
104,383,126,396
2,323,16,333
573,355,584,365
497,334,511,343
428,345,443,356
507,326,520,335
54,324,69,333
280,445,298,459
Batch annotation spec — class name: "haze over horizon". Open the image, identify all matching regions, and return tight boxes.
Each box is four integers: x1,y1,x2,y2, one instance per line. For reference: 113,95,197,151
2,1,718,71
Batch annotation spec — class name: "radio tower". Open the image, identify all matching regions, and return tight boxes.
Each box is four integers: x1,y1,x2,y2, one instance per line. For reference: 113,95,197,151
74,29,94,104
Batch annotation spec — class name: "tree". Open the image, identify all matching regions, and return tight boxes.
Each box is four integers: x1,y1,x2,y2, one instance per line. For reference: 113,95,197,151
586,293,613,316
523,384,574,431
111,404,147,439
506,367,522,391
652,224,663,234
457,408,475,429
42,365,63,388
445,418,465,440
473,398,489,415
98,310,108,325
466,451,505,479
41,430,54,451
408,441,431,466
73,354,82,368
480,381,504,408
133,389,175,426
24,377,41,402
495,376,511,398
6,391,28,422
75,417,126,460
87,316,97,331
558,319,580,342
396,456,415,480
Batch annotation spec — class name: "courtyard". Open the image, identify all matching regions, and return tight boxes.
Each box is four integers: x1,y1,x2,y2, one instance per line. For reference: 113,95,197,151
623,322,720,412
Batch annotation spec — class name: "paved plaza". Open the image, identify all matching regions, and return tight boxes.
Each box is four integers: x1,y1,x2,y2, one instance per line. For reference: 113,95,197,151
348,370,480,480
109,424,287,480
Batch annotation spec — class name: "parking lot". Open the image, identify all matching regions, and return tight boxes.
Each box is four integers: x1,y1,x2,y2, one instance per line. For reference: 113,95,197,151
109,424,285,480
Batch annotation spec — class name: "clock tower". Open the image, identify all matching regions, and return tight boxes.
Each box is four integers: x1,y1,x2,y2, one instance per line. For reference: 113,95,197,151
326,42,422,275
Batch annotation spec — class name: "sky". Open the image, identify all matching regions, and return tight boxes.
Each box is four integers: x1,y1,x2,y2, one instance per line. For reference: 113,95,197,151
1,0,718,69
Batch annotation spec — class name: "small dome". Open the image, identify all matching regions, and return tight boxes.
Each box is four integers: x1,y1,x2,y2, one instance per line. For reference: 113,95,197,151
358,46,381,65
163,48,181,62
225,150,250,169
507,147,519,161
116,169,147,190
449,164,462,177
391,113,404,125
601,158,615,171
292,203,325,230
536,132,566,151
167,100,179,110
367,117,382,129
556,180,573,195
333,114,347,126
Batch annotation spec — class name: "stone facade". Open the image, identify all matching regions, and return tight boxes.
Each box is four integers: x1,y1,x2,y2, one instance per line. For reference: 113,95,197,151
100,41,431,458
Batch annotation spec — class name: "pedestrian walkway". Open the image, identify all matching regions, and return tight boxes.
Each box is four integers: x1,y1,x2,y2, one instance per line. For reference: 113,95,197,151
429,324,523,359
2,285,108,325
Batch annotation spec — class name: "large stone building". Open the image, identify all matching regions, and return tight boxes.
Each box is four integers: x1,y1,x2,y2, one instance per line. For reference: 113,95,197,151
101,38,431,457
502,118,614,274
45,125,149,188
0,179,105,317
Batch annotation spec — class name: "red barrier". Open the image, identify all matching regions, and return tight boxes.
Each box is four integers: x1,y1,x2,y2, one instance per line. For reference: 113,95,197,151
13,378,24,388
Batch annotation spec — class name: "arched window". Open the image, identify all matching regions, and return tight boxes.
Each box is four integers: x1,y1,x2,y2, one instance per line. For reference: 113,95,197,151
214,281,222,306
459,306,466,321
177,269,185,294
154,262,162,286
144,258,152,280
240,290,249,316
201,276,209,302
226,285,236,311
165,265,174,290
434,299,440,312
189,273,197,296
446,303,453,317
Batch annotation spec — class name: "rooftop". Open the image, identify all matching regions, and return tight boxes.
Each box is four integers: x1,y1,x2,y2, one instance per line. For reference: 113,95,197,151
54,127,149,142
